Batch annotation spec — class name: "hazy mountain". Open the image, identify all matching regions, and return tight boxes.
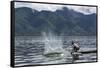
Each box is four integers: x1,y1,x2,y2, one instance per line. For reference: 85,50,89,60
15,7,96,36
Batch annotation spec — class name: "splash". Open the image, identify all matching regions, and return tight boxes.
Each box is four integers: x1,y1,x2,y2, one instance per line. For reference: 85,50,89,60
41,31,65,59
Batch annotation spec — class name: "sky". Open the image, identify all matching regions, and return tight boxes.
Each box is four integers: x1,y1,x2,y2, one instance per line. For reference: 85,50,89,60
14,1,96,15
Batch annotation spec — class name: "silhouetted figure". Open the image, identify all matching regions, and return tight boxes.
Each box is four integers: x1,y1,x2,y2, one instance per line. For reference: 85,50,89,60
71,41,80,62
72,41,80,52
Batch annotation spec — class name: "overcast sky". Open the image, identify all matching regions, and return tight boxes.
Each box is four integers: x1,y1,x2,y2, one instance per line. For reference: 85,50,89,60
14,2,96,15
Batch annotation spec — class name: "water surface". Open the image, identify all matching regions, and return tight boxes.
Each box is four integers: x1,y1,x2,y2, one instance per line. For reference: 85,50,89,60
15,36,97,67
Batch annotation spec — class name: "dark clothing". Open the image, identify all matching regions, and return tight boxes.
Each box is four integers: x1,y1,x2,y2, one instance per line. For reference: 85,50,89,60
73,46,80,52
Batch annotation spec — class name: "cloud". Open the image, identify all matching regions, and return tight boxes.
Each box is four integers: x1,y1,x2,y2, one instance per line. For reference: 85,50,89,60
67,6,96,15
14,2,96,15
15,2,64,12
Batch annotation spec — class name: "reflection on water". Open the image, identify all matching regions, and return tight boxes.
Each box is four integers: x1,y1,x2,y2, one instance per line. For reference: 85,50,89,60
15,36,97,67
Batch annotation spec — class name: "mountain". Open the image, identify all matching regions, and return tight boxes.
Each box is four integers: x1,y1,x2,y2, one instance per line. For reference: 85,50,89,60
15,7,97,36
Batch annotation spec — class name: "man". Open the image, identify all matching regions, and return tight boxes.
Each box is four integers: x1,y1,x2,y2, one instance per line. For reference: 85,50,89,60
72,41,80,52
71,40,80,61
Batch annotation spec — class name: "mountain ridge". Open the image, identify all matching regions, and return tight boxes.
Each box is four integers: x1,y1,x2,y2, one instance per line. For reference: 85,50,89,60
15,7,97,36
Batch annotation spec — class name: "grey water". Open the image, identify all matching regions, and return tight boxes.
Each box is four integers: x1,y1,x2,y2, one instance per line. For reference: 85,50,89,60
14,36,97,67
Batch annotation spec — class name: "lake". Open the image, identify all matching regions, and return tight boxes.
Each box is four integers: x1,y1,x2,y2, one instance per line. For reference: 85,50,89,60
14,36,97,67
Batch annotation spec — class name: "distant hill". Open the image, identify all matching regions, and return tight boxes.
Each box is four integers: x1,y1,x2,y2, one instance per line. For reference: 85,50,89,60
15,7,97,36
